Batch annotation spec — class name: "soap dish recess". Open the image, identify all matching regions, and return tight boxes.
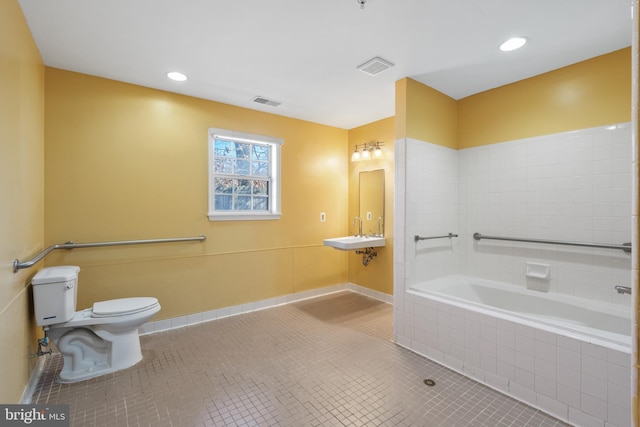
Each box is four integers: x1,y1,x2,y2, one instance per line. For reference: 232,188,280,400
526,262,550,280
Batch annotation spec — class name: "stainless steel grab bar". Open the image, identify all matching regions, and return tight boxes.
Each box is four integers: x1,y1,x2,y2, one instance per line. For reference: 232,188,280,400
13,235,207,273
473,232,631,253
415,233,458,242
615,285,632,295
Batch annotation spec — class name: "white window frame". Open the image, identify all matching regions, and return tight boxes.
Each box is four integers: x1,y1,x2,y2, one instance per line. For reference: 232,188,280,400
208,128,283,221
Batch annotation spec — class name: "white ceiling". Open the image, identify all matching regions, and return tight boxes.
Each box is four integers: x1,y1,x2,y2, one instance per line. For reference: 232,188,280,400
18,0,632,130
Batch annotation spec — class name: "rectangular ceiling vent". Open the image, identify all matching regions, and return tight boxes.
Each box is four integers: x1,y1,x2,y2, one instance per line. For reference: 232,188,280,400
357,56,395,76
252,96,281,107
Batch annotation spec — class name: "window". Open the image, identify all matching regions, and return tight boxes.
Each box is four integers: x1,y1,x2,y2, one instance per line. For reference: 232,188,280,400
208,128,283,221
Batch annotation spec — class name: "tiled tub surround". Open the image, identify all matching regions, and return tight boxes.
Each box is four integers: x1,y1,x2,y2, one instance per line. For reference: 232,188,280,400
394,124,633,427
396,287,630,427
458,123,632,304
406,275,631,427
410,276,630,349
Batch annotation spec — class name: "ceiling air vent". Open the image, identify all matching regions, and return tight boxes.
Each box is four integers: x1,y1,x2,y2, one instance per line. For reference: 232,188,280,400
252,96,281,107
357,56,394,76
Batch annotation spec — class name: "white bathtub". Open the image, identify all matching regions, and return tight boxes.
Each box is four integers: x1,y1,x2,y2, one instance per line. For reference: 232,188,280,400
409,275,631,352
403,275,632,426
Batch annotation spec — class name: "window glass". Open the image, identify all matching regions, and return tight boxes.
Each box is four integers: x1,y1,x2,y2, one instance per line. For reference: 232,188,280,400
208,129,283,221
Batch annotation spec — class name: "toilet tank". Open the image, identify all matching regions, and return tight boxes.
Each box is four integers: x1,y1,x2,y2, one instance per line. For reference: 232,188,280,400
31,266,80,326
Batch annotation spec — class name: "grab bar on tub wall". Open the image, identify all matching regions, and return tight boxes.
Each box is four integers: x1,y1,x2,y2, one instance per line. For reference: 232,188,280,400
615,285,631,295
473,232,631,254
13,235,207,273
414,233,458,243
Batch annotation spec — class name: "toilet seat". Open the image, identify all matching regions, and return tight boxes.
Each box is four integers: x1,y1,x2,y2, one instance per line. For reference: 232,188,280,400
92,297,159,318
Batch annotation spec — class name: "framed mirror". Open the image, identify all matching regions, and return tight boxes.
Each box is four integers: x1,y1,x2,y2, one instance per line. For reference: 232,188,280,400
359,169,385,236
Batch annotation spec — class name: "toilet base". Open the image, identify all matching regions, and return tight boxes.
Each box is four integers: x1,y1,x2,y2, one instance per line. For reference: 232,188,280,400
51,326,143,383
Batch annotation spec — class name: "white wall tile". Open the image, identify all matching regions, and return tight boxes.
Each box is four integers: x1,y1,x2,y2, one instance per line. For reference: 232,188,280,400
534,341,557,363
557,366,581,390
485,371,509,392
170,316,187,329
581,393,608,420
514,350,534,372
515,334,534,355
510,382,537,405
497,360,515,381
457,124,631,303
609,362,630,388
497,328,515,349
582,373,608,401
568,407,605,427
497,345,514,365
535,358,557,381
607,401,631,427
394,125,631,427
153,318,172,332
535,375,557,398
557,346,581,369
582,342,609,360
187,312,203,326
608,382,631,411
537,393,568,421
558,383,581,409
583,354,609,381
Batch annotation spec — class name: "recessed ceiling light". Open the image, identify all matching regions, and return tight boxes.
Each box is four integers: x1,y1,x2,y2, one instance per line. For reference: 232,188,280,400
167,71,188,82
499,37,527,52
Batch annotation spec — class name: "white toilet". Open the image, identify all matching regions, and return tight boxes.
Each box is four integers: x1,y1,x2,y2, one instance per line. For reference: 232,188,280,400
31,266,160,383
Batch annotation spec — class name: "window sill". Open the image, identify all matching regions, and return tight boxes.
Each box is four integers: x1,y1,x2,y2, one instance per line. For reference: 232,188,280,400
207,213,281,221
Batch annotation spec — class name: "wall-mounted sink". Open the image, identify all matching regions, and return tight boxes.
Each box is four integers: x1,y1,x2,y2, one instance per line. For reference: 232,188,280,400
323,236,385,251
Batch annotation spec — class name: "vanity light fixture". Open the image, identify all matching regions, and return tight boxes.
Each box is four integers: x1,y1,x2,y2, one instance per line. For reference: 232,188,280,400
351,141,384,162
499,37,527,52
351,147,361,162
167,71,188,82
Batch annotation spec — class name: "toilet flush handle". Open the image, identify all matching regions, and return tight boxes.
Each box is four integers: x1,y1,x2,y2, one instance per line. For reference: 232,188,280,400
65,283,74,290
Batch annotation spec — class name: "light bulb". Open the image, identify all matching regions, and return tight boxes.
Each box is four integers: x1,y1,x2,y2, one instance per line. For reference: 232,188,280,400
372,146,384,159
361,149,371,161
351,150,361,162
499,37,527,52
167,71,188,81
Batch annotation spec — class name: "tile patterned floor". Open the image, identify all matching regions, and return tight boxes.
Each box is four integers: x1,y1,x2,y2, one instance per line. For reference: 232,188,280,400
31,291,570,426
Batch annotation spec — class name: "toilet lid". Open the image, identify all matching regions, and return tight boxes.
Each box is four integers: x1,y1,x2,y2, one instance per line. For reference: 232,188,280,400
92,297,159,317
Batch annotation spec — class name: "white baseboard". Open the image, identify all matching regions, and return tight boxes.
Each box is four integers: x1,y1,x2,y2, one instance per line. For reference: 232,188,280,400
20,353,49,404
139,283,393,336
347,282,393,304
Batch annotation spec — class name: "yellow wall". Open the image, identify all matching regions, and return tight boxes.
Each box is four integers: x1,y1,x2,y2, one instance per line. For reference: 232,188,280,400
395,78,458,148
398,49,631,150
0,0,45,403
459,48,631,148
347,117,395,295
44,68,349,320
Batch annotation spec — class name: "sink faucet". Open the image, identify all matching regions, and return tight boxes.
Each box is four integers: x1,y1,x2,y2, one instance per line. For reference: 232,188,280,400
615,285,631,295
377,216,384,237
353,216,362,237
